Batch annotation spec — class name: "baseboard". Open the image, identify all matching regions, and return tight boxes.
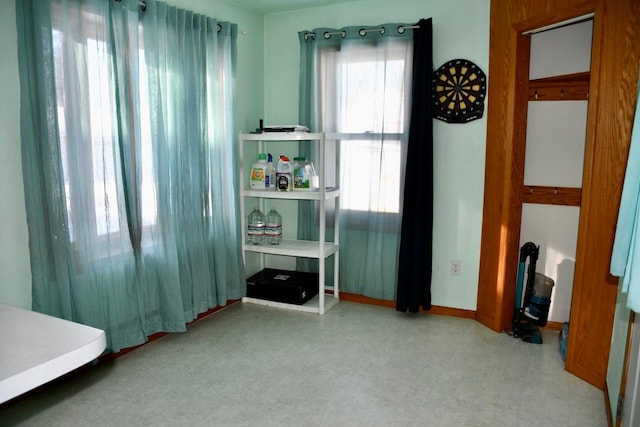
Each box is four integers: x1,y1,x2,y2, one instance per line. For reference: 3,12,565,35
338,292,476,319
542,321,564,331
100,299,241,362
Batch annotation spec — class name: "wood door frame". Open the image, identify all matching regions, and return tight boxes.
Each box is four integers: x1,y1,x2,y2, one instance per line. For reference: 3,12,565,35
476,0,640,389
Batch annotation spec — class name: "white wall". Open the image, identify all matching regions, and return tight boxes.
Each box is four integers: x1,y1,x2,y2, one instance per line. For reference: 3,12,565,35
2,0,491,312
0,0,265,309
0,0,31,309
262,0,491,310
519,20,593,323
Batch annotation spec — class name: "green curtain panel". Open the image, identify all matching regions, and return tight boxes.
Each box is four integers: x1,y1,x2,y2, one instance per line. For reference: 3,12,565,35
15,0,245,352
297,24,416,300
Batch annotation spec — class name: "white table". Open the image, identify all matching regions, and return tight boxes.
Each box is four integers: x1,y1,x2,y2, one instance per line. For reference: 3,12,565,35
0,302,106,404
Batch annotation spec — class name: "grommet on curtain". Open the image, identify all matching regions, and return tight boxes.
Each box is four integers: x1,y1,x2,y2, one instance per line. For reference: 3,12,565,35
359,27,385,37
303,32,316,40
323,31,345,39
397,24,420,34
217,23,222,32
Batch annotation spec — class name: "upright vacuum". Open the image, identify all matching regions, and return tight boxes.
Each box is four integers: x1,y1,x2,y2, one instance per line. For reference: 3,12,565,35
512,242,555,344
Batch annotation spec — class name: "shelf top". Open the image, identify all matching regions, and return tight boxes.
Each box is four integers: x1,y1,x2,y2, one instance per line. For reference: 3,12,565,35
240,132,324,141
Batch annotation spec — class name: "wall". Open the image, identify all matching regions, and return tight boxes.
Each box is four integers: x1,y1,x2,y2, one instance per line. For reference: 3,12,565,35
0,0,31,309
262,0,491,310
608,282,631,420
0,0,264,309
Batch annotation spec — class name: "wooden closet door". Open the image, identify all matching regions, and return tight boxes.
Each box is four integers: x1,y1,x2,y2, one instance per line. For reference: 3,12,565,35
476,0,640,389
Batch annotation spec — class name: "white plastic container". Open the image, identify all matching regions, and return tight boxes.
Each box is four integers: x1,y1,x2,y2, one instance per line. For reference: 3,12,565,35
276,156,293,191
249,153,268,189
293,157,319,191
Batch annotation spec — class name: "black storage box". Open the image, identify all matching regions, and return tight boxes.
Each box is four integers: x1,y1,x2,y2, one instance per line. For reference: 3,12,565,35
246,268,319,305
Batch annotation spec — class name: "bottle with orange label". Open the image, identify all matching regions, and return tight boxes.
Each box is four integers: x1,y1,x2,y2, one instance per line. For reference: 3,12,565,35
276,155,293,191
249,153,268,189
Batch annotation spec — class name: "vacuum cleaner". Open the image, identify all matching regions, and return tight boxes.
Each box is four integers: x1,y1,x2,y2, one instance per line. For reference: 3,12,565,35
511,242,554,344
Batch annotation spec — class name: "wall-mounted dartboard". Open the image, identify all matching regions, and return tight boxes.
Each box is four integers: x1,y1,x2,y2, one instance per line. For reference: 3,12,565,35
432,59,486,123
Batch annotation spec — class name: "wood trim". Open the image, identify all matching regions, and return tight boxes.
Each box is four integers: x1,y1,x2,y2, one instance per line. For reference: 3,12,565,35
98,300,240,362
522,185,582,206
542,321,564,332
529,71,590,101
339,292,476,320
478,0,640,390
565,0,640,390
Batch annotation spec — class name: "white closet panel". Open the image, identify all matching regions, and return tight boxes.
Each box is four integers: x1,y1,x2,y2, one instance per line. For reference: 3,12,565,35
519,203,580,323
524,101,588,187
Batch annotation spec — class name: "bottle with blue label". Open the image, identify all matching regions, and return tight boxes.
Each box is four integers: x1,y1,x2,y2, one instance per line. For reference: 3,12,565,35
292,156,318,191
265,153,276,190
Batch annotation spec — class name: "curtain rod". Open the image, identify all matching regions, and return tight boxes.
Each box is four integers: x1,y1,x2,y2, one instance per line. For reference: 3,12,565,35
522,13,594,35
111,0,247,34
307,24,419,40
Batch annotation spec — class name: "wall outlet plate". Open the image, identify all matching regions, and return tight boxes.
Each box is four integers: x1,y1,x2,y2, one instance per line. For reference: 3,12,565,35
451,260,461,276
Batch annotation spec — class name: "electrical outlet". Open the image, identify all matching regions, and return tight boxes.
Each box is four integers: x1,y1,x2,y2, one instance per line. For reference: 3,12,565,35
451,260,461,276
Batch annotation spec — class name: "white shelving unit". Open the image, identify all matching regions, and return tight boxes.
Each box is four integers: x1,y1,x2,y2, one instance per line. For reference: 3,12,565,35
238,131,340,314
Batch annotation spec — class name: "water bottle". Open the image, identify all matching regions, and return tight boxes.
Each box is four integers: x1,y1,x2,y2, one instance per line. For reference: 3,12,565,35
247,207,265,244
265,208,282,245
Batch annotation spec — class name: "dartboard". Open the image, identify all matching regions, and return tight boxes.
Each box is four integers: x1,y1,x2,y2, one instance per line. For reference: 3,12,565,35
432,59,486,123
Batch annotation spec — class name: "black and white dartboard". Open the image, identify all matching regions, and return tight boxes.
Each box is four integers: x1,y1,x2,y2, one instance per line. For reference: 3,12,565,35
432,59,486,123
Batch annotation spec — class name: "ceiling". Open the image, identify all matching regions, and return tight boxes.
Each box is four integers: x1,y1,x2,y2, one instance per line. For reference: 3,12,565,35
227,0,363,14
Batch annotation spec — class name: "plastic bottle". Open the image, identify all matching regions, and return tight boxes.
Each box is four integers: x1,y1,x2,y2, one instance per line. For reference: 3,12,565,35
265,153,276,190
293,156,318,191
249,154,268,189
276,155,293,191
247,207,265,244
265,208,282,245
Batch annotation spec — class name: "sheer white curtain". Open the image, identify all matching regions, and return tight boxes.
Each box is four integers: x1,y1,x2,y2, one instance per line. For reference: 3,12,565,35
298,26,413,300
16,0,245,352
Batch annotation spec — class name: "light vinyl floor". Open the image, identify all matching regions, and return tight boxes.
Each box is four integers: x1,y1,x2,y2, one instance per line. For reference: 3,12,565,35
0,301,607,426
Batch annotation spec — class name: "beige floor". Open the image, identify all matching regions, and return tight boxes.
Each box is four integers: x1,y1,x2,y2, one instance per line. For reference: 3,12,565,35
0,301,607,426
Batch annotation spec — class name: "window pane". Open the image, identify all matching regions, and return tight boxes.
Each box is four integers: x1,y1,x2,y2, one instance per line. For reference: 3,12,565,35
86,38,119,236
341,139,401,213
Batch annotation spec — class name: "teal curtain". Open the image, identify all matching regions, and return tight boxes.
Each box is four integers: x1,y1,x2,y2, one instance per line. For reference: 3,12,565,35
611,77,640,312
297,24,415,300
16,0,245,352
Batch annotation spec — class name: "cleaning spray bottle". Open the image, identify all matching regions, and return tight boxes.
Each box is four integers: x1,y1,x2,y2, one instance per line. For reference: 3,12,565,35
265,153,276,190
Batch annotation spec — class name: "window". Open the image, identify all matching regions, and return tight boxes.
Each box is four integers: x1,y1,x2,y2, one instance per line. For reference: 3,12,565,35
51,10,156,259
318,39,411,215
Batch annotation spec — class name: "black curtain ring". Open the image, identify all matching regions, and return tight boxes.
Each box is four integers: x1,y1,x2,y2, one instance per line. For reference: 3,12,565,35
397,25,406,34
